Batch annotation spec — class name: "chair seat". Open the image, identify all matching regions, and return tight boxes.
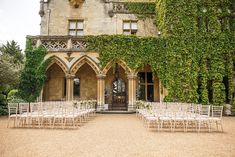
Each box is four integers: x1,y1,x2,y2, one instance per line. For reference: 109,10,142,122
174,117,186,121
160,117,172,120
196,117,208,121
209,117,221,121
19,114,28,117
146,116,158,120
10,114,17,117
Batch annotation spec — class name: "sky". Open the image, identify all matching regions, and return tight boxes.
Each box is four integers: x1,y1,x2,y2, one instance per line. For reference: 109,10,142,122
0,0,41,50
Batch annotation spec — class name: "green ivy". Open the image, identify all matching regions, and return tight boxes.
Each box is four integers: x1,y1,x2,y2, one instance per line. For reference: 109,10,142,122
86,0,234,106
18,39,50,102
126,2,156,18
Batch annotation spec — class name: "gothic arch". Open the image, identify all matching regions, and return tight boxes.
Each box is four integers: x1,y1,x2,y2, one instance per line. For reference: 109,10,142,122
70,56,100,75
102,59,132,75
46,56,68,74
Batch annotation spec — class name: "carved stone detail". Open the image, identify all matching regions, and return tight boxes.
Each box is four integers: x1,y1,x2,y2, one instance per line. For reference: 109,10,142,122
27,36,88,52
42,40,67,51
72,40,88,50
68,0,85,8
112,2,129,14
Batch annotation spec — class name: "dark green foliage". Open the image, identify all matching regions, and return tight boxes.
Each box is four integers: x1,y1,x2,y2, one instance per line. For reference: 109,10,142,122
126,2,156,18
0,41,24,115
0,40,24,65
0,94,7,115
18,39,50,102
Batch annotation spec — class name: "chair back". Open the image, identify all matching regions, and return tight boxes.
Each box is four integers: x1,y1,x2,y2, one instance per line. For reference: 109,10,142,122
212,106,223,119
30,103,40,112
8,103,18,116
200,105,210,117
19,103,29,115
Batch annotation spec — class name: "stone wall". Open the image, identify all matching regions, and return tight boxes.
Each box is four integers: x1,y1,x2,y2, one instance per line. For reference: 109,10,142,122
40,0,157,36
75,63,97,100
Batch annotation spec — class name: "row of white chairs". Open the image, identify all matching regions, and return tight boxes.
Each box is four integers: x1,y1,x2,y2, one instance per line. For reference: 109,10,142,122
7,100,97,129
136,101,224,132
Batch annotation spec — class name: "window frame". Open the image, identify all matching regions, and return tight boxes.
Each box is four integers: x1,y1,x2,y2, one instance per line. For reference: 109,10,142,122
122,20,138,35
137,70,154,102
68,20,84,36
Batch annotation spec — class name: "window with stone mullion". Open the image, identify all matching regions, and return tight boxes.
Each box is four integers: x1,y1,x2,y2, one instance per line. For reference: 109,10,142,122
69,20,84,36
123,20,138,35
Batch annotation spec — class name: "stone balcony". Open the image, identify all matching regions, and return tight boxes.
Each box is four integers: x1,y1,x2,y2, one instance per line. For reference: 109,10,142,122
27,35,88,52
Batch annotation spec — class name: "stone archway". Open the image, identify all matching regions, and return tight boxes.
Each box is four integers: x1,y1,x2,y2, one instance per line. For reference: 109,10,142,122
101,60,136,111
102,59,131,75
42,56,69,101
46,56,69,74
43,62,67,101
70,56,100,76
69,56,101,101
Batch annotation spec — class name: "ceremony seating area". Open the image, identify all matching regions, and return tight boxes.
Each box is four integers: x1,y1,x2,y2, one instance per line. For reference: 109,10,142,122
7,100,96,129
136,101,223,132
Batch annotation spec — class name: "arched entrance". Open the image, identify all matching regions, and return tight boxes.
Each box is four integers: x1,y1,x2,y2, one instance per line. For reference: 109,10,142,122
105,63,128,110
70,56,100,101
73,63,97,100
43,63,66,101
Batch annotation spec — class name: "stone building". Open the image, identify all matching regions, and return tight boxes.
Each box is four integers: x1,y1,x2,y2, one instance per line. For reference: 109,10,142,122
29,0,166,111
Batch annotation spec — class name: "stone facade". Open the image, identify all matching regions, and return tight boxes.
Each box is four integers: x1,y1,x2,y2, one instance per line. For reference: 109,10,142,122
33,0,165,111
40,0,157,36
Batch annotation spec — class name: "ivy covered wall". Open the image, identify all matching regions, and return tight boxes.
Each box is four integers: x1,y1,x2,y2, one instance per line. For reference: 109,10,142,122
86,0,234,105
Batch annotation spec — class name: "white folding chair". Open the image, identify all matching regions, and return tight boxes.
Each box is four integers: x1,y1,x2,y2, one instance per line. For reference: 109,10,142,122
42,101,54,128
196,105,210,132
30,102,42,128
18,103,29,127
7,103,18,128
209,106,223,132
63,102,77,129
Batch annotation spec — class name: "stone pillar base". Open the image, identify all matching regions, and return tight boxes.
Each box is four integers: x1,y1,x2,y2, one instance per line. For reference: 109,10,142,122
96,104,104,111
128,105,135,111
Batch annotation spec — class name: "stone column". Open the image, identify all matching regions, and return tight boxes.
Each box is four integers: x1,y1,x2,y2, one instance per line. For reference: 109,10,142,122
97,74,106,111
66,74,75,101
127,73,137,111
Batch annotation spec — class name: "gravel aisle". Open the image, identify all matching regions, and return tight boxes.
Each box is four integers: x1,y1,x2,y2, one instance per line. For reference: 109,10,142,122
0,115,235,157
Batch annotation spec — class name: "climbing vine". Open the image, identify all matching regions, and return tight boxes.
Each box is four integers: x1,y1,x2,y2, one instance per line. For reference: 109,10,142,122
18,39,50,102
125,2,155,18
86,0,234,106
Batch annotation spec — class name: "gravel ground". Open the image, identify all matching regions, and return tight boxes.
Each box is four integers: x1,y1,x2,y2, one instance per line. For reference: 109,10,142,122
0,114,235,157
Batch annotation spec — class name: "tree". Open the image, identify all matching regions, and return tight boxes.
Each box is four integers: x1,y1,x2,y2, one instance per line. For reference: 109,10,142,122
18,39,49,102
0,40,24,65
0,55,20,86
0,41,24,115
